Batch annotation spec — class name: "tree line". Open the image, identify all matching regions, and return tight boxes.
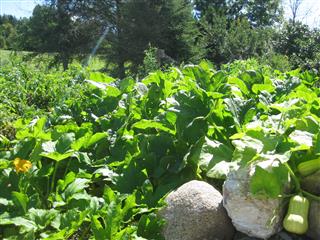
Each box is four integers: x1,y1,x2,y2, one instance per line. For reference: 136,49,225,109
0,0,319,77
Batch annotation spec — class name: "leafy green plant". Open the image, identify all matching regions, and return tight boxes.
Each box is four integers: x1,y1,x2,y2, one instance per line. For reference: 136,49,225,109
1,59,319,239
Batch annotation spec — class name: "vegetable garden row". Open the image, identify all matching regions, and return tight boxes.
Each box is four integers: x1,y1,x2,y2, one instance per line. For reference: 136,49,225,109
0,59,319,239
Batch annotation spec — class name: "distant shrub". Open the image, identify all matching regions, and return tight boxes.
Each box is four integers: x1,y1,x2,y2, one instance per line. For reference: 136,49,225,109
259,53,292,72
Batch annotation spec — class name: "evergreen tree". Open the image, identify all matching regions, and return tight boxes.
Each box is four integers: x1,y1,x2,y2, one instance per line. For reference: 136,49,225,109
0,15,19,50
123,0,199,72
20,3,96,70
63,0,198,77
276,21,320,69
194,0,282,65
194,0,283,27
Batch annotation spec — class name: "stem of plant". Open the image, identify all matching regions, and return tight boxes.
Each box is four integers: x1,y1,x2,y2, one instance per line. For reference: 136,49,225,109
302,190,320,202
51,161,60,193
284,162,320,201
284,162,301,193
276,111,285,131
63,158,71,179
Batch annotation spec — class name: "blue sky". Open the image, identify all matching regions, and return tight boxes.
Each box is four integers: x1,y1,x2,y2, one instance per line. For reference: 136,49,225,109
0,0,319,27
283,0,320,28
0,0,38,18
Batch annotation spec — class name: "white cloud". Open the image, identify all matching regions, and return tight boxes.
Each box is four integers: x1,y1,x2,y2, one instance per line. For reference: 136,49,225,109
283,0,320,28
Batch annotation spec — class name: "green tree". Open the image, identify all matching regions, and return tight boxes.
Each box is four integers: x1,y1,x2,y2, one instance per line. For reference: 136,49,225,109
123,0,199,73
0,14,18,26
226,19,273,61
20,4,96,70
0,15,19,49
194,0,282,65
197,16,274,65
0,22,17,49
194,0,283,27
275,21,320,69
64,0,198,78
60,0,133,77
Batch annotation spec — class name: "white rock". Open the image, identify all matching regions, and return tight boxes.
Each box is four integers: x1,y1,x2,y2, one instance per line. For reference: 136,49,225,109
159,180,235,240
223,161,286,239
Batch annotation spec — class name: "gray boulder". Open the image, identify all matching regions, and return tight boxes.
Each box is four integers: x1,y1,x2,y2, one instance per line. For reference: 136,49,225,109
301,170,320,195
159,180,235,240
223,160,287,239
301,170,320,240
307,200,320,240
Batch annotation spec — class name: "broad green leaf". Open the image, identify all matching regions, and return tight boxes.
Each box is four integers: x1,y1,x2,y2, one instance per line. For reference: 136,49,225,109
240,70,262,85
85,132,108,148
224,97,255,129
136,82,148,96
252,84,275,94
54,209,88,236
91,215,108,239
0,198,11,206
245,129,282,152
41,229,67,240
250,166,282,198
13,138,36,159
12,191,29,213
70,133,92,150
0,159,10,169
29,140,43,162
121,193,136,216
193,137,233,171
30,117,50,139
257,153,291,164
85,79,107,89
56,133,75,153
132,120,175,134
314,132,320,155
42,141,56,153
56,172,76,193
206,161,239,179
105,201,121,238
0,216,37,232
90,72,115,83
73,152,92,165
228,77,249,95
62,178,90,201
106,86,121,97
119,78,135,92
71,193,102,212
27,208,59,230
137,214,165,240
289,130,313,147
232,136,263,163
15,118,51,140
295,116,319,134
93,166,118,181
270,99,301,112
40,151,74,162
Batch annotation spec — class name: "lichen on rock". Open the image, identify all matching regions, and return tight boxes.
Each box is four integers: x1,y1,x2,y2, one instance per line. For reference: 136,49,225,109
159,180,235,240
223,160,287,239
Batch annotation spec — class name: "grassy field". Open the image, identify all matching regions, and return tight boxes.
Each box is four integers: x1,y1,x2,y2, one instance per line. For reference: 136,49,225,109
0,49,17,65
0,49,106,71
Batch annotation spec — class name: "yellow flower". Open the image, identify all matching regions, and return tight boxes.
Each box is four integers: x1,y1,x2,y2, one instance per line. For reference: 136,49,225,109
13,158,32,173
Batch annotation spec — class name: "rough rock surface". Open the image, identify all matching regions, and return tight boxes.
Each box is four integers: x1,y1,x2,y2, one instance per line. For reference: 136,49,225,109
301,170,320,195
302,170,320,240
307,200,320,240
223,160,286,239
159,180,235,240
